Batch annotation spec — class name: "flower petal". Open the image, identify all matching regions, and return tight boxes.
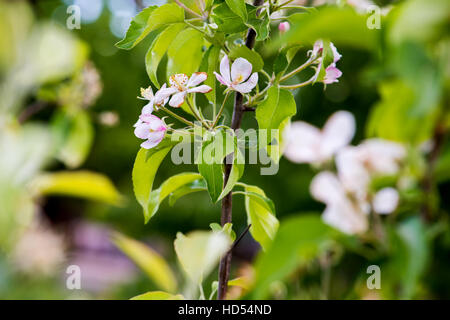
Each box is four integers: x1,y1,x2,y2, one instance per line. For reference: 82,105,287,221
231,57,252,83
141,130,165,149
232,72,258,93
219,55,231,83
141,101,154,115
169,91,187,108
330,42,342,63
310,171,345,205
335,146,370,196
187,72,208,87
322,203,368,235
372,187,399,214
283,121,322,163
187,84,212,93
169,74,188,89
323,64,342,84
214,72,230,86
358,139,406,175
155,84,177,105
321,111,355,158
134,122,151,140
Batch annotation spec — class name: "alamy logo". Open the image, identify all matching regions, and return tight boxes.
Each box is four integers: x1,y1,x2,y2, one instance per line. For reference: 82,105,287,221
66,5,81,30
366,265,381,289
66,265,81,290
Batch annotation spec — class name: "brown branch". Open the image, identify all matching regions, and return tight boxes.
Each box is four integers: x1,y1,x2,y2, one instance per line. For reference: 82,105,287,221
217,0,264,300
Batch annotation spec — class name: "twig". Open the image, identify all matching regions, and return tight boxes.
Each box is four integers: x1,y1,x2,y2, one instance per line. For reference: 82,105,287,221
217,0,264,301
228,224,252,253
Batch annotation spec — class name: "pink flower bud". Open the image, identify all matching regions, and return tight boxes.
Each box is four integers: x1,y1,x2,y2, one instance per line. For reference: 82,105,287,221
278,22,290,33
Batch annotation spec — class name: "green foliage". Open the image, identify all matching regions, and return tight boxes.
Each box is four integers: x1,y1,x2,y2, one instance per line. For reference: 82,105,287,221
31,171,122,205
116,4,185,50
225,0,247,22
131,291,184,300
250,214,333,299
228,45,264,72
113,233,178,293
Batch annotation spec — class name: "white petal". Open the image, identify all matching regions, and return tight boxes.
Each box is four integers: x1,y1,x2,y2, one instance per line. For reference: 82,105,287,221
219,55,231,83
336,146,370,195
155,84,177,105
231,58,252,83
169,74,188,89
359,139,406,175
141,102,154,114
372,187,399,214
187,72,207,87
321,111,355,158
310,171,345,205
322,203,368,235
283,121,322,163
214,72,230,86
141,131,165,149
169,91,187,108
330,42,342,63
187,85,212,93
232,72,258,93
134,122,151,140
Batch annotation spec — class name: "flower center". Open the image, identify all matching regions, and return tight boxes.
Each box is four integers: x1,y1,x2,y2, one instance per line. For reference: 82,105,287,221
232,74,244,85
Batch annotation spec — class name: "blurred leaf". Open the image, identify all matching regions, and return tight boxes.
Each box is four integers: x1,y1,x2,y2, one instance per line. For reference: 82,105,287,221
228,45,264,72
385,217,430,299
132,146,173,219
54,110,93,169
145,23,185,87
242,184,279,250
228,276,252,290
130,291,184,300
434,146,450,183
225,0,248,22
147,172,203,222
174,230,232,284
388,0,450,45
113,233,177,293
273,6,379,51
210,222,236,241
31,171,122,205
255,86,296,145
167,28,204,78
116,4,184,50
168,179,207,206
250,214,333,299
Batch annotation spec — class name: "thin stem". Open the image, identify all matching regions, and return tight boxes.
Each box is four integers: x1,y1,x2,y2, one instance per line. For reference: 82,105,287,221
174,0,203,18
280,56,316,82
212,92,230,128
159,106,195,127
184,21,207,35
185,98,211,129
279,75,315,90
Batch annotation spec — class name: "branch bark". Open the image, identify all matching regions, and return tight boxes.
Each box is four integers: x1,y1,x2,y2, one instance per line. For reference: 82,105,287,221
217,0,263,300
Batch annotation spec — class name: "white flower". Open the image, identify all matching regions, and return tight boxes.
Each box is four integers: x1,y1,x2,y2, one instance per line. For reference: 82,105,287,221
372,187,399,214
283,111,355,165
139,84,170,114
214,55,258,94
162,73,212,108
133,114,167,149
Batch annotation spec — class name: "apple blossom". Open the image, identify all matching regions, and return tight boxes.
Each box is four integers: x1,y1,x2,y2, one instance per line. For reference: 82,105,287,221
138,84,170,114
278,22,290,33
214,55,258,94
283,111,355,164
133,114,167,149
162,73,212,108
309,40,342,84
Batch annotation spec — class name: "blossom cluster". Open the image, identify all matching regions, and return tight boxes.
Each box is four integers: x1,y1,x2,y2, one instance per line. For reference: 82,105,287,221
133,72,212,149
310,40,343,85
284,111,406,234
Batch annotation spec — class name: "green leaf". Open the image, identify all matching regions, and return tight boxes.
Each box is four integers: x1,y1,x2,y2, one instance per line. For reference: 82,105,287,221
384,217,430,299
168,179,207,206
242,185,279,250
273,6,379,51
132,146,173,220
116,4,184,50
31,171,122,205
218,148,244,201
250,214,333,299
246,6,270,41
53,110,93,169
212,3,247,34
228,45,264,72
113,233,177,293
174,230,232,284
225,0,247,22
197,130,236,203
256,86,296,145
145,23,185,87
167,28,204,78
146,172,203,222
131,291,184,300
199,45,221,105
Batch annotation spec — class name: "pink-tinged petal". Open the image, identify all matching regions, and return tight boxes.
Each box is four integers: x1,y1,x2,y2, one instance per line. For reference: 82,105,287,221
214,72,230,86
372,187,399,214
321,111,355,158
323,64,342,84
187,72,208,87
330,42,342,63
278,22,290,33
141,102,154,115
149,116,167,132
155,84,177,104
168,91,187,108
219,55,231,83
283,121,322,163
134,122,151,140
310,171,346,205
141,131,165,149
231,58,252,83
232,72,258,93
312,39,324,57
133,119,142,127
188,85,212,94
